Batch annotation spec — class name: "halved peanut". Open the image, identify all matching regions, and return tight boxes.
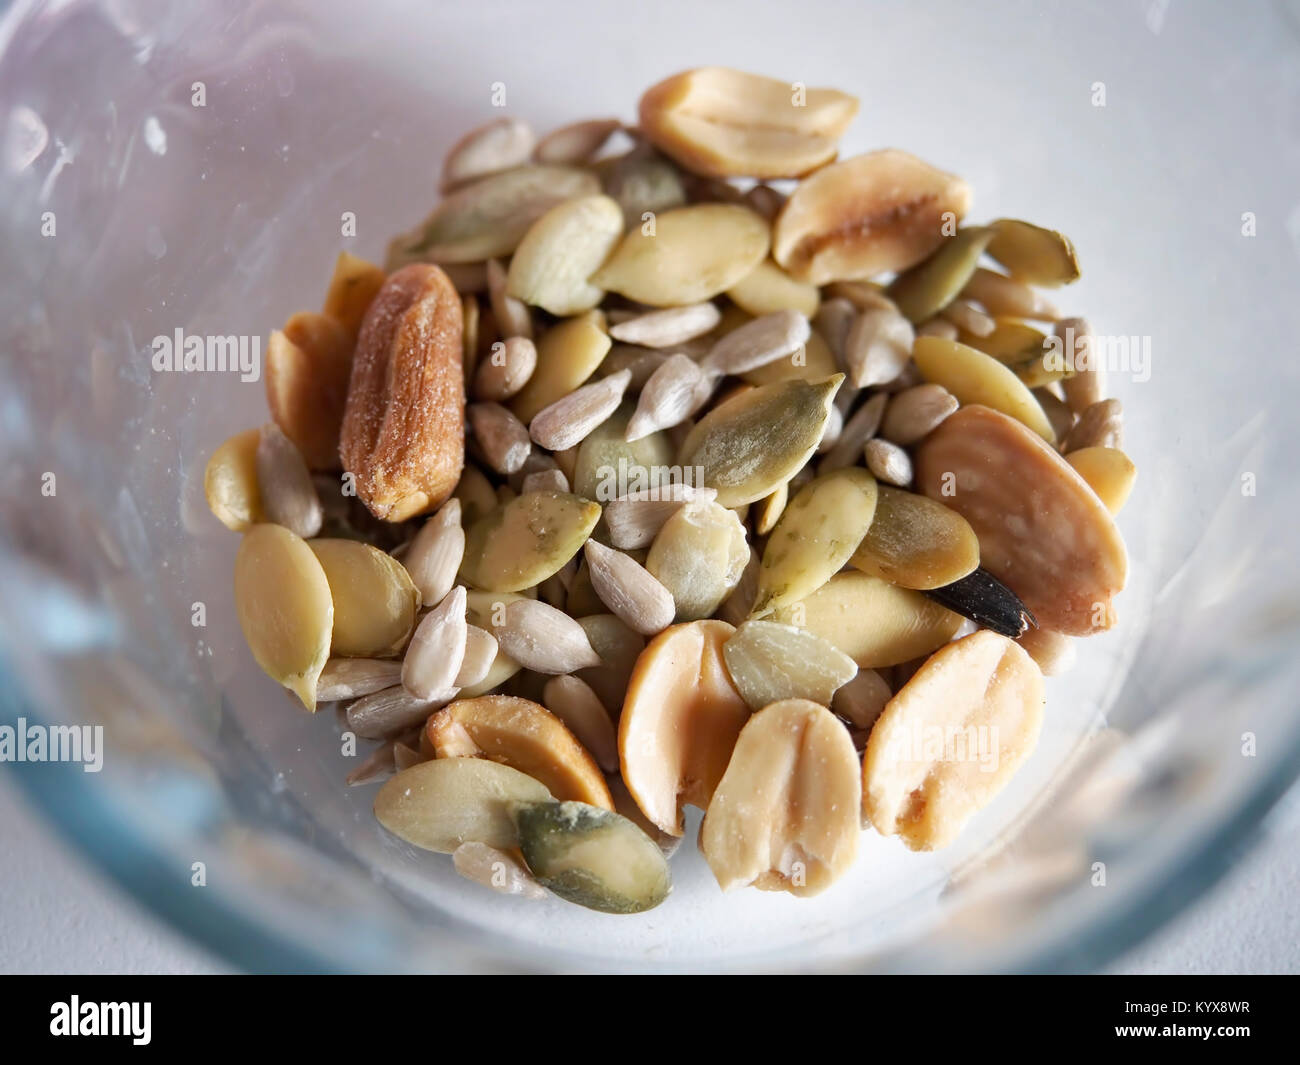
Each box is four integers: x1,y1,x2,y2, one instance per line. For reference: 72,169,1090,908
637,67,858,179
618,620,751,835
752,467,877,616
234,524,333,709
309,539,420,657
772,570,962,668
723,620,858,710
425,694,613,809
678,374,842,507
374,757,551,853
205,428,263,531
460,490,601,592
912,335,1056,442
914,405,1127,634
772,150,972,284
700,699,860,896
506,194,625,315
645,500,749,621
509,310,611,424
862,630,1044,850
591,203,770,307
849,485,979,590
1065,446,1137,514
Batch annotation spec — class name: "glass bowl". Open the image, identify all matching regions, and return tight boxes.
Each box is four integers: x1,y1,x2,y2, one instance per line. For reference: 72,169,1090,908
1,0,1298,972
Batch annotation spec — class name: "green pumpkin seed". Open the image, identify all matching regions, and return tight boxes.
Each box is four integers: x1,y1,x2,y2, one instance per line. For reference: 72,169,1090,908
886,227,995,324
571,403,675,502
986,218,1080,287
460,491,601,592
849,485,979,590
679,375,842,507
752,467,878,617
511,800,671,913
722,620,858,710
772,570,963,668
388,165,600,265
599,146,688,229
646,500,749,621
374,758,552,853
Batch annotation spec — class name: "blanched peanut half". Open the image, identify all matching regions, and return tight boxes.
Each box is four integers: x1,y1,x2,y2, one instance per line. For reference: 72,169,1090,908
618,620,751,835
914,405,1128,634
374,758,552,853
591,204,770,307
1065,446,1137,515
460,490,601,593
772,150,972,285
753,467,878,616
701,699,860,896
723,620,858,710
506,194,625,315
425,695,614,809
849,485,979,590
234,524,333,710
309,539,421,657
912,336,1055,442
646,500,749,621
205,428,263,531
862,631,1044,851
638,67,858,179
772,571,963,668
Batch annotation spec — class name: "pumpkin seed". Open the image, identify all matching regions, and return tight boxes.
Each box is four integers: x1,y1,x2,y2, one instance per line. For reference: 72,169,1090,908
725,258,820,319
887,227,995,323
452,841,548,900
700,699,860,896
543,674,619,772
1065,446,1137,514
575,613,645,716
460,490,601,592
1063,398,1123,453
391,165,600,264
914,405,1127,634
912,336,1056,441
347,684,450,739
702,308,811,376
491,598,603,674
309,539,420,658
646,500,750,620
534,117,622,165
772,150,972,284
256,423,323,538
638,66,858,179
571,403,675,502
679,374,841,507
862,630,1044,850
773,570,962,668
205,428,263,531
591,203,770,307
529,368,631,452
583,539,676,636
625,353,715,441
863,438,913,487
849,486,978,591
506,194,625,315
441,117,536,191
723,620,857,710
426,694,613,808
986,218,1080,287
374,758,552,853
880,384,958,445
843,308,914,388
618,619,751,834
603,482,717,550
753,467,878,617
599,145,688,229
401,586,467,699
831,668,891,730
468,401,532,475
608,302,721,348
317,657,404,702
508,309,611,424
234,524,333,710
512,800,670,913
961,267,1060,320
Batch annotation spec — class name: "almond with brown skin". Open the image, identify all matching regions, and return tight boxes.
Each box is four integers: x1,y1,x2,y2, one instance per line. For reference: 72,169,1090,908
340,264,465,521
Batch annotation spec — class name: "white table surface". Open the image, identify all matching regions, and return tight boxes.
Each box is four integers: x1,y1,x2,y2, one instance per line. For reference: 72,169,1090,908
1,771,1296,974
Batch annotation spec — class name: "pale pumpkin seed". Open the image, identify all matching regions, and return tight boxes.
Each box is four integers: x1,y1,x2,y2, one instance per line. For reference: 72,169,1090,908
960,318,1048,362
887,227,995,323
512,800,670,913
850,485,979,591
509,309,612,424
646,500,750,621
723,620,858,710
753,467,878,617
310,539,421,658
986,218,1080,287
912,335,1056,441
831,668,892,730
679,375,842,507
740,327,838,387
575,613,645,716
591,203,770,307
460,490,602,592
452,463,498,526
506,194,625,315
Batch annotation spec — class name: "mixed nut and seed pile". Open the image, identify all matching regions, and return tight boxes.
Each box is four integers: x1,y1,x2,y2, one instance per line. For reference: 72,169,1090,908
204,67,1134,914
